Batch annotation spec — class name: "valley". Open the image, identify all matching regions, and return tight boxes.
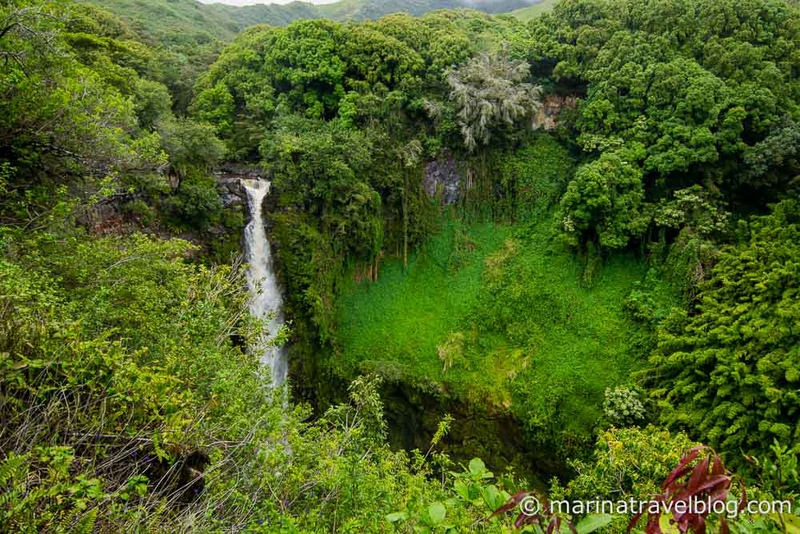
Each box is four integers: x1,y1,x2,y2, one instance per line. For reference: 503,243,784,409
2,0,799,532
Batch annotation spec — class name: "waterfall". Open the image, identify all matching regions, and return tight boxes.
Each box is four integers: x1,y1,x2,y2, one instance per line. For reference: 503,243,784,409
242,179,288,388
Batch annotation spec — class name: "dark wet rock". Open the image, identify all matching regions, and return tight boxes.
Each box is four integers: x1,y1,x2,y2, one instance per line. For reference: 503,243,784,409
424,156,462,205
213,164,265,207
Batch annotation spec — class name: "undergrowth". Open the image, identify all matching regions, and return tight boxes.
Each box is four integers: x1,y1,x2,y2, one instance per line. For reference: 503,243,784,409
334,213,677,453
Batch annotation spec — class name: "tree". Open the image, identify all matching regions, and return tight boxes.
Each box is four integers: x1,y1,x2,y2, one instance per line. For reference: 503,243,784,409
650,200,800,471
0,0,138,176
447,49,542,152
158,118,224,179
559,149,649,250
531,0,800,250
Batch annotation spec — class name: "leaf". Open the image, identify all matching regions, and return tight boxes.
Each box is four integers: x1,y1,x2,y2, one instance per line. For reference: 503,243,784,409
385,512,408,522
686,456,710,493
662,447,704,490
646,512,664,534
490,491,531,519
657,514,681,533
776,513,800,534
689,474,730,497
710,455,724,476
469,458,492,478
480,484,502,511
428,502,446,525
575,514,613,534
453,480,471,500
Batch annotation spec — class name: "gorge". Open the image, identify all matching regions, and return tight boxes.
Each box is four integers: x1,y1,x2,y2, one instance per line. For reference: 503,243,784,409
2,0,800,532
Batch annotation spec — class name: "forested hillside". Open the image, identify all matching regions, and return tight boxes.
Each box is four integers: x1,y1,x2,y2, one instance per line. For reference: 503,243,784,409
81,0,543,111
2,0,800,532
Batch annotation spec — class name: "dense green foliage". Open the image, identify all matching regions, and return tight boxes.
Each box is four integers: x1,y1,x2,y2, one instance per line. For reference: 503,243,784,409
335,212,661,463
84,0,544,112
526,0,800,252
193,0,800,503
651,200,800,471
0,2,529,531
89,0,542,44
192,11,537,348
4,0,800,531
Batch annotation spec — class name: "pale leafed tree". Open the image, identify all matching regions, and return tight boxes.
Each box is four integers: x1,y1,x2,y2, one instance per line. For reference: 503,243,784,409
447,50,542,152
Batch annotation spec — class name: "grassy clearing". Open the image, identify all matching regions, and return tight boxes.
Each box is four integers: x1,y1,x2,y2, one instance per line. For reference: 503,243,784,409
509,0,558,20
494,222,651,437
334,213,669,443
334,218,513,389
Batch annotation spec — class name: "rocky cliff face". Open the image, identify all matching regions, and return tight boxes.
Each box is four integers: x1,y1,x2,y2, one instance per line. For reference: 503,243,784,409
213,164,266,208
423,156,463,206
534,94,578,131
421,94,578,206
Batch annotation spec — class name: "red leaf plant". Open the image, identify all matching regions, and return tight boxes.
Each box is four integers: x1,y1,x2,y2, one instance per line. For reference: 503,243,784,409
490,492,578,533
628,446,745,534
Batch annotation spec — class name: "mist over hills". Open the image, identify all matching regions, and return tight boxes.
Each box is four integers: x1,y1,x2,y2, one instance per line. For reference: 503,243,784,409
87,0,543,46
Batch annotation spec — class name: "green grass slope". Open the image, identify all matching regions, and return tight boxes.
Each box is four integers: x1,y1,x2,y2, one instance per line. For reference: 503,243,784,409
319,0,540,20
334,213,668,445
509,0,556,20
335,218,512,392
82,0,240,43
82,0,322,45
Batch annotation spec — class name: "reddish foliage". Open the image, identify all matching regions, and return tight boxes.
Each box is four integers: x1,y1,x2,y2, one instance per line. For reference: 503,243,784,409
628,446,744,534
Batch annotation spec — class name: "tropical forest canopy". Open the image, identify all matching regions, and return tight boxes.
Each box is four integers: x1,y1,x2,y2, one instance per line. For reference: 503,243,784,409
1,0,800,532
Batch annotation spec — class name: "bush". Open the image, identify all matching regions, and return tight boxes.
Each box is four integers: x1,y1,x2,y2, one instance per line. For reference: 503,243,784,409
603,386,646,427
495,134,575,219
555,425,698,503
651,200,800,474
163,172,223,230
122,199,156,226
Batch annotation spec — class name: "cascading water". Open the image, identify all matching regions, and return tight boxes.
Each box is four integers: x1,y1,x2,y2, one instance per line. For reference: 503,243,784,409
242,179,288,389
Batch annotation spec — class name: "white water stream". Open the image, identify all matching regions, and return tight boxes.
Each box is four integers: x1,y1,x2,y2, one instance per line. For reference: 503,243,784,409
242,179,288,388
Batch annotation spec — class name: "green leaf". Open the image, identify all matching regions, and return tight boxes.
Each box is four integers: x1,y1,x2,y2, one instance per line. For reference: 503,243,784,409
469,458,492,478
385,511,408,523
575,514,613,534
428,502,446,525
469,458,486,475
453,480,471,500
480,485,506,512
658,515,681,533
773,513,800,534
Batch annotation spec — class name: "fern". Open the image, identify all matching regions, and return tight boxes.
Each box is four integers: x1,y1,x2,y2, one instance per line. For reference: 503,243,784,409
0,453,26,488
72,508,98,534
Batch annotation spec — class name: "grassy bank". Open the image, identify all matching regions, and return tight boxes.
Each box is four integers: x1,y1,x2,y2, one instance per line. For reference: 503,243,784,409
334,213,671,447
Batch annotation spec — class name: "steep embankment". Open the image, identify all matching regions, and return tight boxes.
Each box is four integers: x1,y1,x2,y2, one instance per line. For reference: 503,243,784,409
332,212,669,466
310,133,675,473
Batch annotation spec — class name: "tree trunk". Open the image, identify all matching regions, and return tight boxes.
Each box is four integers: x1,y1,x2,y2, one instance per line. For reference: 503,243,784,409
403,171,408,270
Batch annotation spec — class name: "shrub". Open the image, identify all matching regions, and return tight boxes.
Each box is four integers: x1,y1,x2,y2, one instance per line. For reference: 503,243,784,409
123,199,156,226
163,172,223,230
603,386,646,427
